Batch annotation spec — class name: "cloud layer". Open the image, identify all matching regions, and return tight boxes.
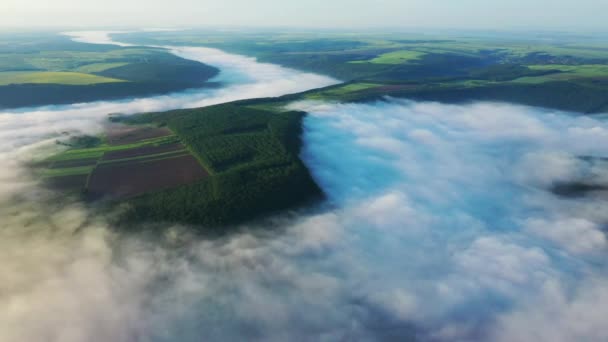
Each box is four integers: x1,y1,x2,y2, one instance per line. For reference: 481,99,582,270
292,100,608,340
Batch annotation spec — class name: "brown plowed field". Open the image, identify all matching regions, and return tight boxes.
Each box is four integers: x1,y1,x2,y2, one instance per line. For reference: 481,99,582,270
102,143,185,161
86,155,209,200
106,125,172,145
46,174,88,191
50,158,99,169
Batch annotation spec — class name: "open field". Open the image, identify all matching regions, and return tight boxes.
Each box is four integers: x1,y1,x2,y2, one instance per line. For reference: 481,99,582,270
106,125,173,145
0,71,125,85
87,154,208,200
74,62,129,73
102,143,184,160
40,165,95,177
305,82,382,100
46,174,90,192
49,157,99,168
350,50,426,64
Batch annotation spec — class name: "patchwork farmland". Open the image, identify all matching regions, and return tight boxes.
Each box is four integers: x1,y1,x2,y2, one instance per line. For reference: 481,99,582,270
41,124,209,199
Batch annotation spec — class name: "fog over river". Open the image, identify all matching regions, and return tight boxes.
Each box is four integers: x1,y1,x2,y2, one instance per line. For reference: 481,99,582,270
2,32,608,342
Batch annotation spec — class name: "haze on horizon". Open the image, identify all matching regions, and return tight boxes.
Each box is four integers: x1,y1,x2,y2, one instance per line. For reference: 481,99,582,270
2,0,608,31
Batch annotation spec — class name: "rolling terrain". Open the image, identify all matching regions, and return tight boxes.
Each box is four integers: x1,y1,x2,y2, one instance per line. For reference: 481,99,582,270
0,33,219,108
117,30,608,113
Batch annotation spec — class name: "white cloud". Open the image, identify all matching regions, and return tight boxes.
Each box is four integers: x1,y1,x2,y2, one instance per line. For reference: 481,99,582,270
525,217,607,256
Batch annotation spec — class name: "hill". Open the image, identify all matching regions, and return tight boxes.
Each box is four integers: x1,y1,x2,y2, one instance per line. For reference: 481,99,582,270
0,33,219,109
38,103,322,231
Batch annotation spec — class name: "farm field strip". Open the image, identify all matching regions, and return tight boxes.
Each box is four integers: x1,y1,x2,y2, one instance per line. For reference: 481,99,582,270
106,126,174,145
99,149,189,165
73,62,130,73
48,136,180,162
101,142,185,160
45,174,90,192
49,157,100,169
40,165,96,178
305,82,382,99
0,71,126,85
350,50,426,64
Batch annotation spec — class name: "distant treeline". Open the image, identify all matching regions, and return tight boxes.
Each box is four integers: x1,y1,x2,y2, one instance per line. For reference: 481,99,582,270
394,82,608,114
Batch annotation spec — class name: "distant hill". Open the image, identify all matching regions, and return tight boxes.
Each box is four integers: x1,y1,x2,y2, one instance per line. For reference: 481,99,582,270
0,35,219,109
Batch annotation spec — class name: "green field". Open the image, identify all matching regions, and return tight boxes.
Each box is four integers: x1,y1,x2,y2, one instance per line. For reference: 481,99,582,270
40,166,96,177
47,135,180,162
351,50,426,64
0,71,125,86
74,62,129,73
305,82,382,100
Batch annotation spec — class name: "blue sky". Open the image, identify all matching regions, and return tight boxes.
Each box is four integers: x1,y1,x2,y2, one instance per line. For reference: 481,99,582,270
2,0,608,30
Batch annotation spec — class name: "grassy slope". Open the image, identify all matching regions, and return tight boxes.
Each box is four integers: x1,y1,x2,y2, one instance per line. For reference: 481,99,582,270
351,50,426,64
0,34,219,109
0,71,125,85
73,62,129,73
47,135,180,162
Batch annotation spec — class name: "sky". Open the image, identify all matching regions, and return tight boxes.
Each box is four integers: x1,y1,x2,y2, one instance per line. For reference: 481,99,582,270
2,0,608,30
